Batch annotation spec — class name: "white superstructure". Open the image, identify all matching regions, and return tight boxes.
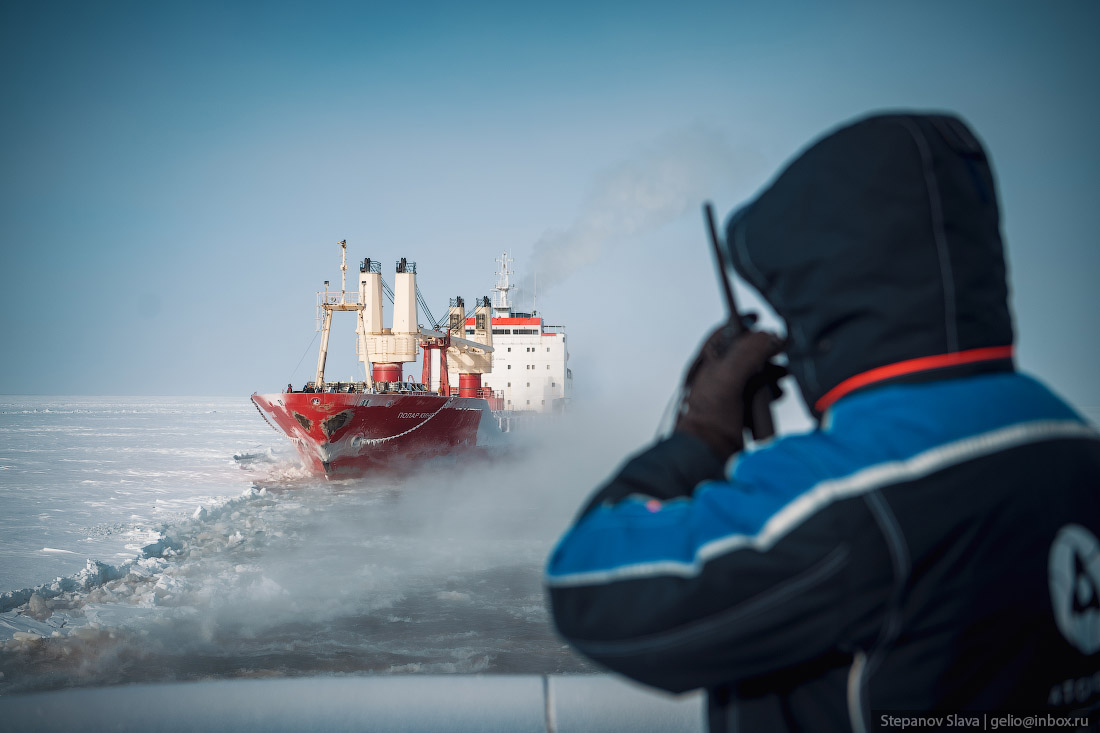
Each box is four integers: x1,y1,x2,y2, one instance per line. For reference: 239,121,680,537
468,253,572,413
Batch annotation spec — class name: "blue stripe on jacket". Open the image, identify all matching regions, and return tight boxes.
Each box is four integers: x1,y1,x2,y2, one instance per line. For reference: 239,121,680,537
546,373,1086,585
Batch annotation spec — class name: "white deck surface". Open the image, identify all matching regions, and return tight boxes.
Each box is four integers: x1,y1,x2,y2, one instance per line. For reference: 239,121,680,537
0,674,705,732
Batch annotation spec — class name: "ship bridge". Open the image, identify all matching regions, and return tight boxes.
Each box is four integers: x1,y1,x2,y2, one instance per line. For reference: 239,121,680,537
471,252,572,414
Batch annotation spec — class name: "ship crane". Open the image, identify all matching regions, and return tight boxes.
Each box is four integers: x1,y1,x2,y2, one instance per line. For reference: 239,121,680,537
355,255,421,386
418,296,495,398
447,296,494,399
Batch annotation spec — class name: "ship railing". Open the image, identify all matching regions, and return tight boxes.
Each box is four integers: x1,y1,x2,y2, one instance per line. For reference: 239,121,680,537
316,292,366,307
293,381,370,394
374,381,431,394
290,381,435,395
476,387,505,411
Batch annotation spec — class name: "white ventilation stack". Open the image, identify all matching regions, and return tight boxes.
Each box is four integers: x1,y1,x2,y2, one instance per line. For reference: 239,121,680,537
357,259,384,376
447,296,465,336
392,259,418,339
359,259,384,335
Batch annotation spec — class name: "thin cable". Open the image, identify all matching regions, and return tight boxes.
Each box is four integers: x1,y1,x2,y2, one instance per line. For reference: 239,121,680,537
415,286,441,328
288,331,320,384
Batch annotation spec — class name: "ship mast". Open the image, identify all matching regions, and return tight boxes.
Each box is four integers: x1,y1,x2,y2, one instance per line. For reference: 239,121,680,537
315,240,375,389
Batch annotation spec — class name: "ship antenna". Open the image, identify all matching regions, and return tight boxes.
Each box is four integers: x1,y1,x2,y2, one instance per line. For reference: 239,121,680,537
339,240,348,304
493,251,516,316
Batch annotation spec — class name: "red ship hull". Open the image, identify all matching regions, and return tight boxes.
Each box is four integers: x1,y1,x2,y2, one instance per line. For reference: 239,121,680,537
251,391,499,477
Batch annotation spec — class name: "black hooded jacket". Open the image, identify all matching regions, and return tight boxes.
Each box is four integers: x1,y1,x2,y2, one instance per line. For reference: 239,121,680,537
726,113,1014,417
546,113,1100,731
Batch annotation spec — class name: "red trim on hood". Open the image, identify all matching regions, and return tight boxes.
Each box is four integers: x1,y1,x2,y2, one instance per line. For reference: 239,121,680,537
814,345,1015,413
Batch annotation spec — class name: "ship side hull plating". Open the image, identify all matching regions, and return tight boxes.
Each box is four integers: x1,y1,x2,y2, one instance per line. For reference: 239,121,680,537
251,392,498,477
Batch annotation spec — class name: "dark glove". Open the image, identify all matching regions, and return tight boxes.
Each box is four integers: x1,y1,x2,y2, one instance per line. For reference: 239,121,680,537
675,326,786,459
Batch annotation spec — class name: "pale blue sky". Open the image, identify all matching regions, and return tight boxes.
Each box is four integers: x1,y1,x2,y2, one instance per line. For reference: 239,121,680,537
2,1,1097,422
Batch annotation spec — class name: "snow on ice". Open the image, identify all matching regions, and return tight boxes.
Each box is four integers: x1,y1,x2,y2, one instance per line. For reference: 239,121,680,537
0,396,605,693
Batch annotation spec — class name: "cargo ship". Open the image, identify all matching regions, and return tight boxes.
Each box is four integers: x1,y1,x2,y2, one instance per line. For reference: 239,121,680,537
251,242,506,477
252,244,573,476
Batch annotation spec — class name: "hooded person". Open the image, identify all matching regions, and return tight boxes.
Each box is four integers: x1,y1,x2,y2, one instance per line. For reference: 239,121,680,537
545,112,1100,732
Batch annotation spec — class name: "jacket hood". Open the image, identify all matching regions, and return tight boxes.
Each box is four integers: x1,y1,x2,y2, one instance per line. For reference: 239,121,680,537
724,112,1014,418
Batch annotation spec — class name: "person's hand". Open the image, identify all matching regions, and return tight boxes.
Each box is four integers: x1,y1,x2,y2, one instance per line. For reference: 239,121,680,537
675,326,785,459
